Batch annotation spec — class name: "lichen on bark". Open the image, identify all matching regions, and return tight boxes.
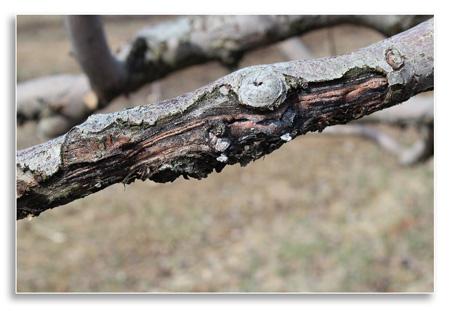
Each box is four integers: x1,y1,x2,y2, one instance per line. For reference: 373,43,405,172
16,19,434,219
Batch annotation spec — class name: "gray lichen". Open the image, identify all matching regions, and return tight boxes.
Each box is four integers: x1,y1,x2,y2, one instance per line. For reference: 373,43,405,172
16,19,434,219
17,135,65,177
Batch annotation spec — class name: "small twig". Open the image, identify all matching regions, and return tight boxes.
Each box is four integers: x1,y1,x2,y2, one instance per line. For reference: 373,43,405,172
399,122,434,165
324,123,434,166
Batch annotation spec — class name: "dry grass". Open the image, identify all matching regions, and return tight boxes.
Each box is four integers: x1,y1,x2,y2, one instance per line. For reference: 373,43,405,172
16,16,433,292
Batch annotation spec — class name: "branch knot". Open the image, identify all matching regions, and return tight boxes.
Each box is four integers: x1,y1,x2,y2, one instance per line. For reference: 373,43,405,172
238,69,287,110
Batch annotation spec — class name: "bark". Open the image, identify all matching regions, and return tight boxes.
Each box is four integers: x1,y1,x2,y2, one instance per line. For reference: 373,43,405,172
17,15,431,138
278,28,434,126
355,93,433,125
324,93,434,165
279,32,434,164
16,19,434,220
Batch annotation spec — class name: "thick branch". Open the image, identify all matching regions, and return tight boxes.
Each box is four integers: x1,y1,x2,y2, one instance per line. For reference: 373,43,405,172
65,15,127,103
16,75,94,137
16,19,434,219
17,15,431,137
279,37,434,126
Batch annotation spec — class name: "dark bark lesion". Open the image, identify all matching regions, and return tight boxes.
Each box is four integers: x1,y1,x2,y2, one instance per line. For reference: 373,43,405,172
17,15,432,138
13,70,392,219
16,19,434,219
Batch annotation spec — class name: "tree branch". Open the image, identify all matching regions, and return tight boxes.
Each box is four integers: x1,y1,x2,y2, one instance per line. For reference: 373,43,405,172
399,122,434,165
278,32,434,164
16,19,434,219
17,15,431,138
324,122,433,165
355,93,433,126
65,15,127,103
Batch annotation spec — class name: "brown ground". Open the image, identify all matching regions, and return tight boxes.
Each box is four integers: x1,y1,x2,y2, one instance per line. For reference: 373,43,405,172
16,16,433,292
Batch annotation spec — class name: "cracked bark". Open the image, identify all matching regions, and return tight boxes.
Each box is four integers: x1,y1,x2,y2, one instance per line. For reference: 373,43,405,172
16,19,434,220
17,15,431,138
279,36,434,125
279,33,434,164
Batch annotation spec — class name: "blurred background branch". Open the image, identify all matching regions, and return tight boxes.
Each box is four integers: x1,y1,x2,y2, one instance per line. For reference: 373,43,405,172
17,15,431,138
17,19,434,218
16,15,434,292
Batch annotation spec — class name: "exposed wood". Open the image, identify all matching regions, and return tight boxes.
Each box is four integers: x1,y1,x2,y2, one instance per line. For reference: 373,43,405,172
17,15,431,138
16,19,434,219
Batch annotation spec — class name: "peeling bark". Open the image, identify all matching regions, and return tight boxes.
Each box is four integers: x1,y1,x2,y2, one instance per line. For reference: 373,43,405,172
17,15,431,138
16,19,434,219
278,31,434,126
280,34,434,164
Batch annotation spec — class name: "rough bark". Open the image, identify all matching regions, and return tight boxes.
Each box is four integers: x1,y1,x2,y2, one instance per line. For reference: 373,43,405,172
279,35,434,164
278,29,434,126
16,19,434,220
17,15,431,138
355,93,433,125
